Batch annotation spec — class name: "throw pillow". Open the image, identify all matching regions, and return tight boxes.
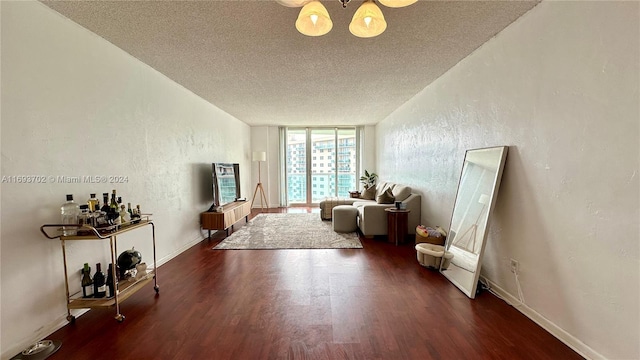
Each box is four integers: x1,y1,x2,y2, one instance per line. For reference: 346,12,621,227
376,188,395,204
392,185,412,202
361,185,376,200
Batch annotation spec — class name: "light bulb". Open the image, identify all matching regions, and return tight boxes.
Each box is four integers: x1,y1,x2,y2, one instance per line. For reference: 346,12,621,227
349,0,386,38
295,1,333,36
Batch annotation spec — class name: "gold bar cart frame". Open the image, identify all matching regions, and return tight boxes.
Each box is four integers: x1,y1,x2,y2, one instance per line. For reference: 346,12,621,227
40,218,158,323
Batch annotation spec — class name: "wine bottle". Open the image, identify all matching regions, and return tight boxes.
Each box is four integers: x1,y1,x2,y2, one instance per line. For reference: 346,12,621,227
93,263,106,298
87,193,99,212
110,190,118,212
110,190,121,225
61,195,80,236
106,263,118,298
81,263,93,298
127,202,133,216
97,193,112,227
100,193,110,213
109,189,118,209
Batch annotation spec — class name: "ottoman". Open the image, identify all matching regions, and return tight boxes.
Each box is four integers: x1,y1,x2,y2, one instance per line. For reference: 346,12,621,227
319,198,351,220
332,205,358,232
415,243,454,269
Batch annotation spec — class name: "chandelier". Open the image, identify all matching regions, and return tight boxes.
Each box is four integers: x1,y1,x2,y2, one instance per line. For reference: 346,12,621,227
277,0,417,38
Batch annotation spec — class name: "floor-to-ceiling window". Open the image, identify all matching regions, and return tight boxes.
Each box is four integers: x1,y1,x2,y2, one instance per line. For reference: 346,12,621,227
285,129,307,204
284,127,359,206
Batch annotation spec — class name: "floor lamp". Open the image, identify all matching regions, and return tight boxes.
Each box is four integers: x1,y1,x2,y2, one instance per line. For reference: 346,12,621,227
251,151,268,211
453,194,490,253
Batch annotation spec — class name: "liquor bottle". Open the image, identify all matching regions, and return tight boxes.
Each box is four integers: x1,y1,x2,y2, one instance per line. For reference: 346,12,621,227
120,204,130,224
131,205,141,224
77,205,90,231
88,209,99,228
110,190,118,213
93,263,106,298
81,263,93,298
100,193,110,213
94,209,108,227
61,195,80,236
98,193,113,227
106,263,118,298
87,193,99,212
127,202,133,216
110,190,121,225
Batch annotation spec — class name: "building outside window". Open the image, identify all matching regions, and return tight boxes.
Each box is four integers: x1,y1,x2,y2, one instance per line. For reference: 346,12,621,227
285,127,358,205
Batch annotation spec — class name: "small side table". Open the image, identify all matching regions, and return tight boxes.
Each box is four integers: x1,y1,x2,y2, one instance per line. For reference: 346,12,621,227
385,208,411,246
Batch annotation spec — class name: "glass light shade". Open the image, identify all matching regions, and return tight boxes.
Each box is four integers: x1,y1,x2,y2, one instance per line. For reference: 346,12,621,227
349,1,387,38
252,151,267,162
276,0,312,8
295,1,333,36
378,0,417,8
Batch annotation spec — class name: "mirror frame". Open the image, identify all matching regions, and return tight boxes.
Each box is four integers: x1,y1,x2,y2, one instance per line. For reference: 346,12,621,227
440,146,508,298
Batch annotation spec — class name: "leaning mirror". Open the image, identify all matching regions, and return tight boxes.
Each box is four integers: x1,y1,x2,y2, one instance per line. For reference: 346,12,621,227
441,146,508,298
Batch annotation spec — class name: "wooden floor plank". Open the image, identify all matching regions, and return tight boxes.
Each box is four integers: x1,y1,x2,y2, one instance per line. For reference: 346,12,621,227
45,207,582,360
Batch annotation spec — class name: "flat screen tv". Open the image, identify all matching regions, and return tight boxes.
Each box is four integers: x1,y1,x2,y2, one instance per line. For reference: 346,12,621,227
210,163,241,210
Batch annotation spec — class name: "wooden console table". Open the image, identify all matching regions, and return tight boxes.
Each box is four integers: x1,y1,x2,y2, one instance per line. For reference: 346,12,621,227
385,208,411,246
201,201,251,238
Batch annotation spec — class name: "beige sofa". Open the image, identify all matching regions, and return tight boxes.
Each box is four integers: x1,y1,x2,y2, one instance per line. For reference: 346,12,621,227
319,181,421,237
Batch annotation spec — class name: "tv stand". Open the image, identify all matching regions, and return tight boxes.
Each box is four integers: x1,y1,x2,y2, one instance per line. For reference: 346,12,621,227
201,201,251,238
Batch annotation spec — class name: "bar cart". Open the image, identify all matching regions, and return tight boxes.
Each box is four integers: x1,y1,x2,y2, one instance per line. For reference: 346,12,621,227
40,218,158,323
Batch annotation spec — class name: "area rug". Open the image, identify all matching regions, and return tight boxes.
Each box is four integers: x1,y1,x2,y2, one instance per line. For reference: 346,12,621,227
213,213,363,250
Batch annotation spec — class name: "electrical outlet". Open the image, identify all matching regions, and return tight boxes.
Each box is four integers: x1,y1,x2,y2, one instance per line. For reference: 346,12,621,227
510,259,519,273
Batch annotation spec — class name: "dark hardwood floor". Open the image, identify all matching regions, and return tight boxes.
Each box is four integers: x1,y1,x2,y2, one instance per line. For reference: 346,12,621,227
46,207,582,360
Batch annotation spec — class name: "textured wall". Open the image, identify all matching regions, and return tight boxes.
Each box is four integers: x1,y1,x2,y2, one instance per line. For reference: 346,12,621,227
376,2,639,359
361,125,377,178
249,126,279,208
0,2,250,357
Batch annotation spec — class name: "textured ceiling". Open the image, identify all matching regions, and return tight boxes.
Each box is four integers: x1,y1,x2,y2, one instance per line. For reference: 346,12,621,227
42,0,539,126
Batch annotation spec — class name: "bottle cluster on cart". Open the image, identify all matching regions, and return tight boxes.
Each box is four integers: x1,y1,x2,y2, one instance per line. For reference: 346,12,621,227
61,190,143,235
81,262,122,299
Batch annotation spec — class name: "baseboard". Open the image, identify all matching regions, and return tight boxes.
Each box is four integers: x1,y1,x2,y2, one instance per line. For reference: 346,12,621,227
251,204,270,209
480,276,604,360
1,233,205,360
1,308,89,360
155,233,205,267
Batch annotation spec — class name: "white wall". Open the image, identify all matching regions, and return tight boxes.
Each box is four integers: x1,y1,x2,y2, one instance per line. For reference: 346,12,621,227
249,126,279,208
360,125,377,179
0,2,251,358
376,2,638,359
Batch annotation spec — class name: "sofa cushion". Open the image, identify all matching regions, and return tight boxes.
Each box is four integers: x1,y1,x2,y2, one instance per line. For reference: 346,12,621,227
352,200,377,208
361,185,376,200
376,188,395,204
375,182,389,198
392,184,412,202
